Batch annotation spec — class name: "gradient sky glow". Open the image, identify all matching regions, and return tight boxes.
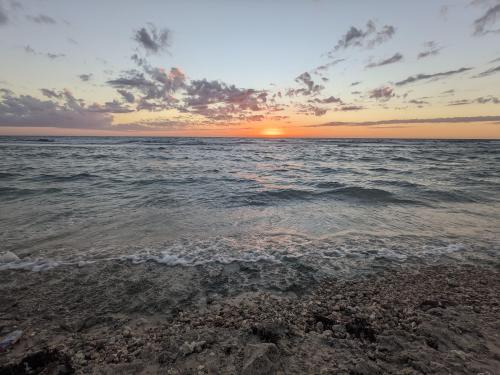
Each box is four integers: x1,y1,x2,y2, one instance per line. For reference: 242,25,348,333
1,0,500,138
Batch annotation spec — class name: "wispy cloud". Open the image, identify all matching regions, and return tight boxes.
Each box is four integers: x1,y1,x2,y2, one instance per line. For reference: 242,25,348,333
473,3,500,35
366,53,403,68
417,41,443,59
24,45,65,60
395,67,472,86
448,95,500,105
305,116,500,128
26,14,56,24
475,64,500,77
369,86,394,101
330,20,395,54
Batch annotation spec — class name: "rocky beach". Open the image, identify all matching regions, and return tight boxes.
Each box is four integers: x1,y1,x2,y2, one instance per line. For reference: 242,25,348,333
1,262,499,374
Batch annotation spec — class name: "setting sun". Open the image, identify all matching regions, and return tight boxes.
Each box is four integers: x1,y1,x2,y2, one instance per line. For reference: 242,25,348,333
260,128,285,137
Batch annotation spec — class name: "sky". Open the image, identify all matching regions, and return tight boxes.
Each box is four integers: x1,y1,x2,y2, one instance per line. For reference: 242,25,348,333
0,0,500,138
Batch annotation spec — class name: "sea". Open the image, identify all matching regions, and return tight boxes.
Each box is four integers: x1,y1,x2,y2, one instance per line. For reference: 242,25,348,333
0,136,499,276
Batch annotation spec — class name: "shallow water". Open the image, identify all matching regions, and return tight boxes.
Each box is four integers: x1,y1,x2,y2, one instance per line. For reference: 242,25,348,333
0,136,499,273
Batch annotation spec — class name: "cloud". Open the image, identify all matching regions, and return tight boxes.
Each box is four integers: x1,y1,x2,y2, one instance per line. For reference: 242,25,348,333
26,14,56,24
395,67,472,86
0,2,8,25
309,96,343,104
24,45,65,59
297,104,328,116
311,58,345,75
408,99,429,107
46,53,65,60
287,72,324,96
475,64,500,77
369,86,394,100
337,105,364,111
134,24,170,54
0,89,114,129
332,20,395,52
448,95,500,105
305,115,500,128
366,53,403,68
473,3,500,35
117,89,135,103
107,66,186,110
40,88,62,99
417,41,443,59
78,74,92,82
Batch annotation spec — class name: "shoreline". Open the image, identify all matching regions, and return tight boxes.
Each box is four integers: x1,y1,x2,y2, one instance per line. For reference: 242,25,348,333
1,262,499,374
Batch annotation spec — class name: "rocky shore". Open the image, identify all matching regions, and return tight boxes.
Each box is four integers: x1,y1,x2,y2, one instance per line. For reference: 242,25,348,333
1,263,499,374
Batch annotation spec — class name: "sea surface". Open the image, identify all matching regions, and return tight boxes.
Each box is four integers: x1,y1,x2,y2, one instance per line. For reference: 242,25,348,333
0,136,499,275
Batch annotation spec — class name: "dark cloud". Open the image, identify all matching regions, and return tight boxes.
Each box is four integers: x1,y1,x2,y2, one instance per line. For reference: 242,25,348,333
117,89,135,104
366,53,403,68
417,41,443,59
306,116,500,128
369,86,394,101
395,67,472,86
332,21,395,52
78,74,92,82
26,14,56,24
134,24,170,54
475,64,500,77
473,3,500,35
336,105,364,111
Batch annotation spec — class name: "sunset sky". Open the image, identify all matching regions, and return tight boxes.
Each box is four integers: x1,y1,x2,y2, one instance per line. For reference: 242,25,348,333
1,0,500,138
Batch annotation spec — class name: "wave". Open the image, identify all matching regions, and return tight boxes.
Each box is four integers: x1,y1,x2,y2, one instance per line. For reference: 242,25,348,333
0,186,62,198
421,189,480,203
29,172,98,182
236,186,419,206
0,172,19,179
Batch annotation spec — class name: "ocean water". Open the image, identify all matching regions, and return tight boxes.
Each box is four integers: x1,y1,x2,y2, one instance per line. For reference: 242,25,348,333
0,136,499,274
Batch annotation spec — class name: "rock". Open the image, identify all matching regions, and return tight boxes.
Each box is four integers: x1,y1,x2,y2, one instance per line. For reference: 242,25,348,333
0,330,23,352
179,340,206,356
123,326,132,338
0,251,20,264
242,343,281,375
316,321,324,333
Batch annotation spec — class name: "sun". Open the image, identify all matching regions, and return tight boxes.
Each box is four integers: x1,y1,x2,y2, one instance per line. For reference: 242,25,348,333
260,128,284,137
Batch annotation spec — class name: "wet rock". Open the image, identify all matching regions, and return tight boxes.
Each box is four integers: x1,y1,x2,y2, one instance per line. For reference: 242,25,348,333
242,343,281,375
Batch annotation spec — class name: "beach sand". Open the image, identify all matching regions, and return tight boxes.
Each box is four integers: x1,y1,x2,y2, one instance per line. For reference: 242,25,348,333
1,262,499,374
